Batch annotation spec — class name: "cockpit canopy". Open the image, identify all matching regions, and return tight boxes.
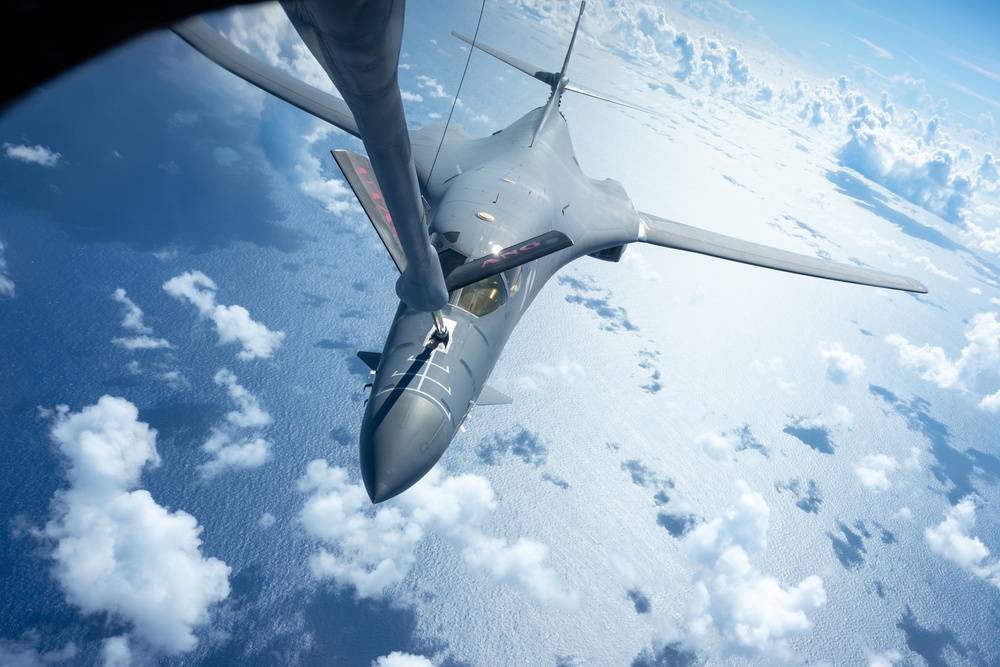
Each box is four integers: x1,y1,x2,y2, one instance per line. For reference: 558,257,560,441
439,248,520,318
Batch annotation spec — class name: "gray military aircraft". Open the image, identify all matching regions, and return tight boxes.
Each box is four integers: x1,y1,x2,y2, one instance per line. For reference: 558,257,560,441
174,0,926,503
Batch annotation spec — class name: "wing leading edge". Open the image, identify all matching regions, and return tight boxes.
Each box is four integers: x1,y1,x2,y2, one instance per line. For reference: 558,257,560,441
172,18,360,139
637,212,927,294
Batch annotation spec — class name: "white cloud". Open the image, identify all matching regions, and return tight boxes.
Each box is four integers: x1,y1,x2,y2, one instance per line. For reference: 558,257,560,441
910,256,957,281
400,91,423,103
199,369,273,478
111,288,172,351
372,652,435,667
852,35,893,60
101,636,132,667
818,341,866,383
112,289,152,333
416,75,449,99
696,431,735,462
838,102,975,223
666,483,826,661
4,142,61,166
0,241,14,298
163,271,284,360
925,496,1000,588
750,356,796,392
868,650,902,667
886,312,1000,405
855,454,900,492
299,461,578,608
0,636,76,666
113,335,173,351
44,397,230,654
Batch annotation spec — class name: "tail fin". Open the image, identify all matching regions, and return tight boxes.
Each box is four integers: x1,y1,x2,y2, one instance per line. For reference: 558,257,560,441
451,1,662,118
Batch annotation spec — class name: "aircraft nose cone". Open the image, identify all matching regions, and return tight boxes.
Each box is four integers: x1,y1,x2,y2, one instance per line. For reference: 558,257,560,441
360,390,453,503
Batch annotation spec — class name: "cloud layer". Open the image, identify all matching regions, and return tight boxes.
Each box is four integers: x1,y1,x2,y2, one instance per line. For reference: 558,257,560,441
4,142,61,166
163,270,284,360
925,495,1000,588
299,462,578,608
199,368,273,477
44,397,231,653
886,311,1000,410
666,483,826,661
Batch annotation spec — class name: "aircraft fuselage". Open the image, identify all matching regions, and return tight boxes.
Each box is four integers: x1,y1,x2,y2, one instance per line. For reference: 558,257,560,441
360,106,641,502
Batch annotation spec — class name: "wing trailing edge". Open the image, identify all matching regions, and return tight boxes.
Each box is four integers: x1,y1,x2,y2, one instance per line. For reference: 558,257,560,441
172,18,360,138
637,212,928,294
332,149,407,273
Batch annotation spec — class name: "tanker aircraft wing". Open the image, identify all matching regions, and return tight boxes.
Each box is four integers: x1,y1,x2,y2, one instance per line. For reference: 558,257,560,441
172,18,359,138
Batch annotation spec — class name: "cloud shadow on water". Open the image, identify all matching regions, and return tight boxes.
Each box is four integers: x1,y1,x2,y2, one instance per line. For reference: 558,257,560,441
782,418,834,454
631,643,701,667
870,385,1000,504
657,511,696,538
897,606,976,667
627,588,651,614
775,478,822,513
826,170,961,252
476,426,548,466
557,275,638,332
828,520,866,569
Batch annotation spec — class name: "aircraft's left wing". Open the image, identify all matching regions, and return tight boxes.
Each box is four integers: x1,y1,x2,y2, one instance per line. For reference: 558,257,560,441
638,211,927,293
172,18,360,138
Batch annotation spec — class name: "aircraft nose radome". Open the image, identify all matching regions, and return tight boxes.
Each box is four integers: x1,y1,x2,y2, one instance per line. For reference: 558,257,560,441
360,391,453,503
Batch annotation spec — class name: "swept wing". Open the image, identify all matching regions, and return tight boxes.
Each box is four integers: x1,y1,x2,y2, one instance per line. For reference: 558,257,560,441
637,212,927,293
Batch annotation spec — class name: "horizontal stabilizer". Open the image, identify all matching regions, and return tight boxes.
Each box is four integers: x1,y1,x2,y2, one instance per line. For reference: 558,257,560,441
357,351,381,371
477,385,513,406
638,212,927,293
333,149,407,273
452,31,555,87
446,230,573,292
172,19,359,138
564,82,665,118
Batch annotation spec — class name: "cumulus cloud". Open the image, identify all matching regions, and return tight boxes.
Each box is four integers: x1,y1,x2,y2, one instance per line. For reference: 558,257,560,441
101,636,132,667
4,142,61,166
664,483,826,660
886,312,1000,407
199,369,273,478
868,650,902,667
44,397,230,654
696,431,735,462
112,336,173,351
372,652,435,667
925,495,1000,588
111,288,173,351
855,454,900,492
818,341,866,383
299,461,578,608
163,271,284,360
839,102,975,223
750,356,796,392
0,241,14,298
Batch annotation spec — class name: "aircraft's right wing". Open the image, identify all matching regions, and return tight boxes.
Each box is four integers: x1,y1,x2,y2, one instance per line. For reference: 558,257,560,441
638,212,927,293
172,18,360,139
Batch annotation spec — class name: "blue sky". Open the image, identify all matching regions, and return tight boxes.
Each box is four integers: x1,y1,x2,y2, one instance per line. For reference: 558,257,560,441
729,0,1000,124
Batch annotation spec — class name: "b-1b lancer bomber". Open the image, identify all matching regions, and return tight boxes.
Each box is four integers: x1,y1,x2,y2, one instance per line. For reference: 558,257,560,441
173,0,926,503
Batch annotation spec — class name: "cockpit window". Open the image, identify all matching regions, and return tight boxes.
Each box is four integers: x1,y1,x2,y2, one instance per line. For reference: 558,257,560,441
456,273,508,317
